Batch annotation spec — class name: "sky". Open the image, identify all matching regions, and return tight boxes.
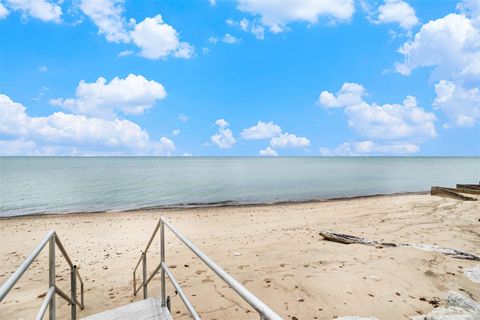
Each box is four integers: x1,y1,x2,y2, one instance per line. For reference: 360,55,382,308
0,0,479,156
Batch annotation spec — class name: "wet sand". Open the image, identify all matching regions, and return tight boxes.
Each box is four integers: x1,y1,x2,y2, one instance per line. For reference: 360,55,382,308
0,194,479,319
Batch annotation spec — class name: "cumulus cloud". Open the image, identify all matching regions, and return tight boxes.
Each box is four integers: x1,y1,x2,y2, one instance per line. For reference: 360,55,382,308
210,119,236,149
345,96,436,140
318,82,365,108
79,0,129,43
319,140,419,156
6,0,62,23
259,146,278,156
270,133,310,148
50,74,167,119
241,121,281,140
79,0,193,59
395,13,480,80
434,80,480,128
318,82,436,154
0,94,175,156
130,15,194,59
0,3,9,19
457,0,480,25
376,0,418,30
237,0,355,33
318,82,436,141
241,120,310,155
395,3,480,127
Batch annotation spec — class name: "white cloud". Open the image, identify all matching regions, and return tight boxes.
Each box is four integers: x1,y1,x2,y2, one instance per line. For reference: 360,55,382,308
319,140,419,156
38,66,48,72
118,50,134,57
222,33,240,44
0,3,9,19
227,18,265,39
237,0,355,33
178,113,188,122
395,13,480,81
395,4,480,127
241,120,309,154
318,82,365,108
79,1,193,59
0,94,175,156
172,129,180,136
79,0,129,43
457,0,480,25
434,80,480,128
241,121,281,139
210,119,236,149
131,15,194,59
209,36,218,44
376,0,418,30
50,74,167,119
209,0,216,6
259,146,278,156
318,82,437,141
345,96,436,140
270,132,310,148
6,0,62,23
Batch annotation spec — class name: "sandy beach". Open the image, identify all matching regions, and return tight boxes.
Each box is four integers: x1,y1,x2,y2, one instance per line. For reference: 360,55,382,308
0,193,479,319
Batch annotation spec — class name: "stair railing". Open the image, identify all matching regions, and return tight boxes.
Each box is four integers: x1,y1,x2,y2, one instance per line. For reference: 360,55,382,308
133,216,282,320
0,230,85,320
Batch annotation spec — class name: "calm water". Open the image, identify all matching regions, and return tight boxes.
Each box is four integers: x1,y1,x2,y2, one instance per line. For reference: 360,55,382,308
0,157,479,217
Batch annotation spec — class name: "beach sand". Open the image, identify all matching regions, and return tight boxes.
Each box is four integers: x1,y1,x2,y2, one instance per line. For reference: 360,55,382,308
0,194,479,319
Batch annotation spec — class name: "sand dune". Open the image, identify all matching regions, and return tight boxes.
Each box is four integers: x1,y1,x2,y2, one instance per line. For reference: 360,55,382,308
0,194,479,319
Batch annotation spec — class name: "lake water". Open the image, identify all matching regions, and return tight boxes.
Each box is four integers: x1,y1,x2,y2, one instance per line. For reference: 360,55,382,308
0,157,479,217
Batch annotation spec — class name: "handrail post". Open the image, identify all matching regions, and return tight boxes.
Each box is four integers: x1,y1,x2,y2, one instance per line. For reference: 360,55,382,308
49,235,56,320
142,252,147,299
133,270,136,296
160,220,166,307
80,281,84,309
71,266,77,320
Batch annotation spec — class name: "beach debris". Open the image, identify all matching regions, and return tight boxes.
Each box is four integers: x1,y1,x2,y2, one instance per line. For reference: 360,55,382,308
318,231,480,261
410,291,480,320
234,252,242,256
318,231,396,247
464,264,480,284
431,184,480,201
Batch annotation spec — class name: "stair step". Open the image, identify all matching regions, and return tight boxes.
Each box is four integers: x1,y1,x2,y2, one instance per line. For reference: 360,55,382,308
81,298,172,320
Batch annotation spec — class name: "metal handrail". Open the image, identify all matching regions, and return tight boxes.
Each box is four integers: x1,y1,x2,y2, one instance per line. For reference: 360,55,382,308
0,230,85,320
133,217,283,320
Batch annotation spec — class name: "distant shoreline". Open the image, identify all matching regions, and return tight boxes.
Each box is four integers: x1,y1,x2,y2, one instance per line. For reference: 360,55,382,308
0,190,429,219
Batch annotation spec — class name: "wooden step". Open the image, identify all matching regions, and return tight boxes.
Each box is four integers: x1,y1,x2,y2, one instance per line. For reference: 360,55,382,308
81,298,172,320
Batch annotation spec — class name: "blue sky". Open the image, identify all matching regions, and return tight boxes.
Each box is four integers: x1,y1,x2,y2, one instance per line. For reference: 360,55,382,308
0,0,479,156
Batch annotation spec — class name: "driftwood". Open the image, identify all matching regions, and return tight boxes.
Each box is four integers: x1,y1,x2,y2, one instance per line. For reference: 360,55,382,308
319,231,480,261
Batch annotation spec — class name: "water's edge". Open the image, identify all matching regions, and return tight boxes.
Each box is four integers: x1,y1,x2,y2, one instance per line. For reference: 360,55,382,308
0,190,429,219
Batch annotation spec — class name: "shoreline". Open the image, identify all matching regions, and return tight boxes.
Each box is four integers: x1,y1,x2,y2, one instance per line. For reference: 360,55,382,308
0,190,429,219
0,193,478,319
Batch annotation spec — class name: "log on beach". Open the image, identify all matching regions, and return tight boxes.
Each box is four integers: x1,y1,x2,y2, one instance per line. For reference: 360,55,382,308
319,231,480,261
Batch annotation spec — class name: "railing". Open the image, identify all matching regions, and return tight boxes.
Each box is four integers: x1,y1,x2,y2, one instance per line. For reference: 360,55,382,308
133,217,283,320
0,230,85,320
